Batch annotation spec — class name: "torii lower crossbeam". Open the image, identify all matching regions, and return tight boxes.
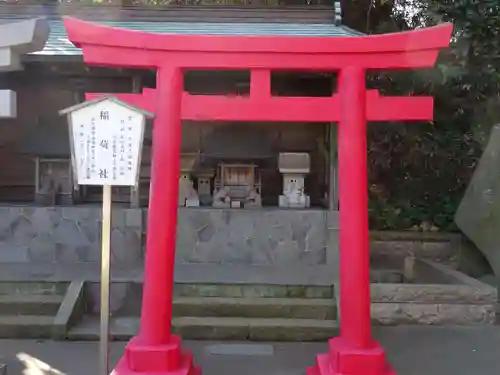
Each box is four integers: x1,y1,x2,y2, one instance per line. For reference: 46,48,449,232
86,89,434,122
65,16,452,375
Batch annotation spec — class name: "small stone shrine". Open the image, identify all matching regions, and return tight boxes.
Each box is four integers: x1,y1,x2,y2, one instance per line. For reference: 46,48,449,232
203,125,270,209
278,152,311,208
34,157,75,205
178,153,199,207
212,163,262,208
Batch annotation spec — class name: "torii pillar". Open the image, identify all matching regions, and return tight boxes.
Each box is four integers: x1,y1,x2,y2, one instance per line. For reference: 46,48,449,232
66,17,452,375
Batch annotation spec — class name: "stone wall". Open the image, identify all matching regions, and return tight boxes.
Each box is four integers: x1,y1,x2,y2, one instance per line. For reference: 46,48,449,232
175,208,337,265
0,205,464,270
0,205,466,272
0,206,142,265
0,206,339,267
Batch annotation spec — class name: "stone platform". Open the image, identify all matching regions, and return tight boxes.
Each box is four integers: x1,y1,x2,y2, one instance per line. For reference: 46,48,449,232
371,259,497,325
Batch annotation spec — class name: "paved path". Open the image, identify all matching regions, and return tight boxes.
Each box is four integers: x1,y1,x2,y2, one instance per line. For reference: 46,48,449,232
0,326,499,375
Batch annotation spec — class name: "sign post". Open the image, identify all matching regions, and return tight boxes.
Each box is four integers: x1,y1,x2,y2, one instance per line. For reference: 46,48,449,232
99,183,112,375
60,97,154,375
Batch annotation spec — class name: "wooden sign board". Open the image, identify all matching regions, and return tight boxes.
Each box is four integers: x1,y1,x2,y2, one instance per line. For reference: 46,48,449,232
60,96,154,187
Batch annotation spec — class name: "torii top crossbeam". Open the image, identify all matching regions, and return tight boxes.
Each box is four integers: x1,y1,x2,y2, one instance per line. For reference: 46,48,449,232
65,17,452,70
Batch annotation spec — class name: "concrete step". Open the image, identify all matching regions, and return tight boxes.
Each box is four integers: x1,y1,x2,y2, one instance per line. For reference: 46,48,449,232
117,283,336,316
0,315,54,338
0,281,67,295
173,283,335,299
175,316,339,341
172,297,336,320
0,294,63,315
67,316,339,342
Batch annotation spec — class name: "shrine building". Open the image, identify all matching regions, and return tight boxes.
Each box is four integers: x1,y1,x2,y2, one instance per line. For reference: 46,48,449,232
0,2,356,283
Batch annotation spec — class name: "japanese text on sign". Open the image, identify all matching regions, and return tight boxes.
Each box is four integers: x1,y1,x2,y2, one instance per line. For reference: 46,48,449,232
69,101,145,186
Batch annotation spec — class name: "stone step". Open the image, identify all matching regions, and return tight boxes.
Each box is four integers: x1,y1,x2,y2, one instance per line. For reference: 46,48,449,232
0,294,63,315
67,316,339,342
175,316,339,341
173,283,335,299
0,281,67,295
116,284,336,316
172,297,336,320
0,315,54,338
115,283,335,308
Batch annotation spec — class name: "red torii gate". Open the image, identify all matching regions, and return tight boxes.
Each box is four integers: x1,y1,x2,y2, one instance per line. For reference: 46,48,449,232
65,17,452,375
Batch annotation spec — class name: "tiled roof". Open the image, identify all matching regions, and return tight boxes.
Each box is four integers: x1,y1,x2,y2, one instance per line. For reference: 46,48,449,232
28,19,361,56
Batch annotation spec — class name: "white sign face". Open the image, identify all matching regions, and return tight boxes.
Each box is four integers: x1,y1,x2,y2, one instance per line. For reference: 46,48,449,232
68,99,145,186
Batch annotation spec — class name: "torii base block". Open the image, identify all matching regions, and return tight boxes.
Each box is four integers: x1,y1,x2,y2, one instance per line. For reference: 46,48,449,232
112,336,200,375
307,338,395,375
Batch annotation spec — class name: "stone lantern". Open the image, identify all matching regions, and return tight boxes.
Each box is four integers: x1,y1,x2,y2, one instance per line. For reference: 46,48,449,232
278,152,311,208
194,168,214,206
178,153,199,207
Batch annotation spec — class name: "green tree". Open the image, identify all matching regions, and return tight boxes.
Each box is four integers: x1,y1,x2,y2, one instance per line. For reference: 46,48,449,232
352,0,500,230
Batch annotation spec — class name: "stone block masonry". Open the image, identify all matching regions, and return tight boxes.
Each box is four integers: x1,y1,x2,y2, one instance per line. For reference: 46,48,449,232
0,206,462,272
0,206,339,268
174,208,334,265
0,206,143,265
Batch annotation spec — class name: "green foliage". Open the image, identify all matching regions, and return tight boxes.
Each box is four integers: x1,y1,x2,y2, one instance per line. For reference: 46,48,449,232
357,0,500,230
367,120,481,231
